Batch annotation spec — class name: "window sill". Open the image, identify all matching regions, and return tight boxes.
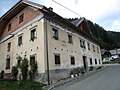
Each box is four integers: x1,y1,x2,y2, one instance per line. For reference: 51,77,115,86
30,37,37,42
18,43,23,46
68,42,73,44
52,37,60,40
6,67,10,70
55,64,61,66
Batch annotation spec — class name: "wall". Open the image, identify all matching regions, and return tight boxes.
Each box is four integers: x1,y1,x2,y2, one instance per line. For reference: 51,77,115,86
46,21,102,70
0,7,46,74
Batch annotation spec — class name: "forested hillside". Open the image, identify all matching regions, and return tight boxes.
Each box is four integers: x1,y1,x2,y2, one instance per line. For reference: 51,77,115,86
67,18,120,50
88,20,120,50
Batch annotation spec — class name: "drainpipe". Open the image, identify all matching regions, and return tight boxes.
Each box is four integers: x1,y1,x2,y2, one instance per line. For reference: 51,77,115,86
45,18,50,85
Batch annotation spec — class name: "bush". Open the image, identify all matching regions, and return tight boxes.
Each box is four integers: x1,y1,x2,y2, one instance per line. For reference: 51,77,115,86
0,70,4,79
80,67,85,74
17,56,29,80
29,60,38,80
70,67,85,76
89,66,94,71
12,66,18,80
20,57,29,80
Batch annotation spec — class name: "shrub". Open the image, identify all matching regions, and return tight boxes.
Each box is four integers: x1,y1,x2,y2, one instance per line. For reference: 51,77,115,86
20,57,29,80
89,66,94,71
17,56,29,80
0,70,4,79
70,67,83,76
12,66,18,80
80,67,85,74
29,61,38,80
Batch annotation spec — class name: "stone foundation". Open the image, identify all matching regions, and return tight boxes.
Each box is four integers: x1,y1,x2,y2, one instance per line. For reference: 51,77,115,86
35,69,71,84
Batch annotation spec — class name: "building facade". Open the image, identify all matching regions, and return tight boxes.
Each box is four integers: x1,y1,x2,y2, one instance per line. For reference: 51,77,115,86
0,0,102,83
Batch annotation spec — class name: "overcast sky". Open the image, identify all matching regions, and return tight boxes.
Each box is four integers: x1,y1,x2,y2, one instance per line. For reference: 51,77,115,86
0,0,120,32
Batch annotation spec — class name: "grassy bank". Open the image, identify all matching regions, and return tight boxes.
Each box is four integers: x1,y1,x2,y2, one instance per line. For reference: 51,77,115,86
0,80,45,90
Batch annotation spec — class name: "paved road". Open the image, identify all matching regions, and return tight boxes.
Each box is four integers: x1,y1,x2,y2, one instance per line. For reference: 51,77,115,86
53,65,120,90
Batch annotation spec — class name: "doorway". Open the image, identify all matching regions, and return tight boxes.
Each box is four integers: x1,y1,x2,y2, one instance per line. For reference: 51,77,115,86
83,56,88,71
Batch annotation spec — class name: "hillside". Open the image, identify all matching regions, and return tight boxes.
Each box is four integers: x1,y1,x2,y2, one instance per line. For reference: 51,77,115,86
88,20,120,50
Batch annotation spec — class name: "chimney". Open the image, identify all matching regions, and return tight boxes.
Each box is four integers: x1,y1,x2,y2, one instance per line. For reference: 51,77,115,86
48,7,53,11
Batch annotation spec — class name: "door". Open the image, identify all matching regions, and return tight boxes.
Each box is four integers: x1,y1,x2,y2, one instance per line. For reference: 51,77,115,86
83,56,88,71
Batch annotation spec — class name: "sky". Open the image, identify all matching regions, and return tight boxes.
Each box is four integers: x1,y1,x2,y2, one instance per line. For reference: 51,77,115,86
0,0,120,32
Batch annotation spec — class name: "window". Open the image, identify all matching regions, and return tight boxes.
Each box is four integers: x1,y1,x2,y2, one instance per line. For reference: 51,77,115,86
7,42,11,52
95,59,97,65
80,40,82,47
30,28,37,41
54,54,60,65
71,56,75,65
93,45,95,52
68,34,73,43
80,39,86,49
87,42,90,50
30,55,36,66
8,23,11,31
97,47,99,53
19,14,24,23
6,58,10,69
52,28,58,40
90,58,92,65
17,60,21,66
18,35,22,46
99,59,101,64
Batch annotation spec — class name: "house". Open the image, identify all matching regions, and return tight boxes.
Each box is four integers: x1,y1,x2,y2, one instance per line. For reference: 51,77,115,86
110,49,120,55
0,0,102,84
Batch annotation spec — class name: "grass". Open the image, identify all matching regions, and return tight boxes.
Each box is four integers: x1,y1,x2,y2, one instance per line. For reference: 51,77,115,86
0,80,45,90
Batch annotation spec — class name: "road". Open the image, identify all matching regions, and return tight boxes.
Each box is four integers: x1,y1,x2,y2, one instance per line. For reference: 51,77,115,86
53,65,120,90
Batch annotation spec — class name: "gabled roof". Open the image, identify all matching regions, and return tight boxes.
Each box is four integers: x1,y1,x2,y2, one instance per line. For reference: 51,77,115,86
71,17,85,27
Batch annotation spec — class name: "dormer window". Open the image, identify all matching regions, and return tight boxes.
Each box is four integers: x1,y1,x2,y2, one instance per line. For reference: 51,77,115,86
19,14,24,23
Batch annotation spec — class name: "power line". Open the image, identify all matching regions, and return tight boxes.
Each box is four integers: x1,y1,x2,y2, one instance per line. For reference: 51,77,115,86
52,0,81,17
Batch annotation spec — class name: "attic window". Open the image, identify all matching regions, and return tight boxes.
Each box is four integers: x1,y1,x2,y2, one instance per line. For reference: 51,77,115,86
19,14,24,23
8,23,11,31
